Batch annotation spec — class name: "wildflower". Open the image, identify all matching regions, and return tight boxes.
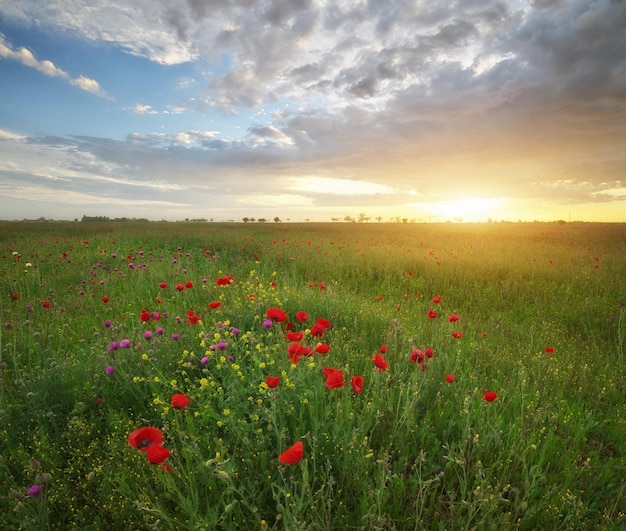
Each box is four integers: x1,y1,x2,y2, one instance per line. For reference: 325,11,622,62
315,343,330,354
185,281,193,289
452,332,463,339
147,445,171,464
155,327,165,335
27,485,42,497
545,346,555,354
144,330,153,340
108,341,119,352
159,282,167,289
295,311,309,322
171,393,190,409
411,349,424,363
425,347,434,358
445,374,455,383
351,376,364,394
101,297,109,303
379,345,388,353
266,376,280,388
105,365,115,375
201,356,209,365
208,301,222,309
483,391,498,402
140,309,151,322
103,319,112,328
266,307,288,322
171,333,180,341
448,314,460,322
279,441,304,465
427,309,437,319
11,293,19,300
325,368,345,389
120,339,131,348
373,353,388,372
432,296,441,303
176,283,185,292
286,331,304,342
216,276,234,286
42,301,50,308
263,319,273,328
128,427,163,450
216,341,228,350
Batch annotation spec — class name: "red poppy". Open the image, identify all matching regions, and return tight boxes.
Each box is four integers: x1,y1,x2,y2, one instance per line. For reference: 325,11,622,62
266,307,288,322
147,445,171,464
379,345,388,353
216,276,234,286
185,281,193,289
286,331,304,342
325,369,345,389
140,309,151,322
315,343,330,354
483,391,498,402
425,347,434,358
42,301,50,308
310,323,326,337
351,376,364,394
159,282,167,289
452,332,463,339
322,367,337,377
545,346,555,354
101,297,109,303
316,317,331,329
295,311,309,322
187,310,201,325
427,309,437,319
432,296,441,303
176,283,185,292
411,349,424,363
448,314,460,322
445,374,455,383
279,441,304,465
12,293,19,300
171,393,190,409
266,376,280,388
288,343,313,363
208,301,222,309
128,427,163,450
373,353,388,372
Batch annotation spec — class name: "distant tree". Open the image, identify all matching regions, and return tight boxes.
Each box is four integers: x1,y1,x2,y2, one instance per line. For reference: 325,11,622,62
242,217,250,223
331,217,340,222
274,216,281,223
257,218,267,223
344,215,355,223
402,218,408,223
375,216,382,223
358,213,370,223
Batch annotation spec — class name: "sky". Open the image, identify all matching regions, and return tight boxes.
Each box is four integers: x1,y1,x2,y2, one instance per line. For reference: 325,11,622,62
0,0,625,223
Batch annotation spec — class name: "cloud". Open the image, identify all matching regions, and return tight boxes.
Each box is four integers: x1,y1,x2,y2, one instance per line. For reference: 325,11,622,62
0,33,111,98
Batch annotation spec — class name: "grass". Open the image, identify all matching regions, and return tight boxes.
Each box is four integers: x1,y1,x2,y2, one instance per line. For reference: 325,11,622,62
0,220,624,530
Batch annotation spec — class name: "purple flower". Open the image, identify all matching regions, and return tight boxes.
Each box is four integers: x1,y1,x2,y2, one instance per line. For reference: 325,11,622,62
171,333,180,341
120,339,131,348
155,327,165,335
217,341,228,350
111,253,117,258
231,327,240,335
200,356,209,365
105,365,115,375
27,485,42,497
143,330,153,340
263,319,273,328
103,320,112,328
108,341,119,352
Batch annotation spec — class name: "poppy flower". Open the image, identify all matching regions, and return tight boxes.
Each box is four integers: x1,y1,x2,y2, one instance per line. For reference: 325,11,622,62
295,311,309,322
316,317,331,329
208,301,222,309
128,427,163,450
427,309,437,319
286,331,304,342
140,309,151,322
266,376,280,388
324,368,345,389
411,349,424,363
452,332,463,339
373,353,388,372
159,282,167,289
379,345,388,353
216,276,234,286
266,307,288,322
101,297,109,303
432,296,441,303
483,391,498,402
176,283,185,292
185,281,193,289
448,314,460,322
288,343,313,363
351,376,364,394
42,301,50,308
444,374,455,383
171,393,190,409
146,445,171,464
425,347,434,358
545,346,555,354
315,343,330,354
279,441,304,465
12,293,19,300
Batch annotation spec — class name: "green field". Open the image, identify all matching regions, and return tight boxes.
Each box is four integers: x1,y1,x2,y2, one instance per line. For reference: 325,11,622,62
1,221,624,530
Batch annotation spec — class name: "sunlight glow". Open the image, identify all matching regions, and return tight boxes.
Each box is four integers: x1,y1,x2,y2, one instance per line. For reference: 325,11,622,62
429,197,506,222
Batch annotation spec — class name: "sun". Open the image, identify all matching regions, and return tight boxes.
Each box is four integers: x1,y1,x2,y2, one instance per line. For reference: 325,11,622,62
430,197,505,222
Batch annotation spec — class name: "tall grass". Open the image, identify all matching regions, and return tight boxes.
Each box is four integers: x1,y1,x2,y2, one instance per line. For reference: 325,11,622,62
0,221,624,530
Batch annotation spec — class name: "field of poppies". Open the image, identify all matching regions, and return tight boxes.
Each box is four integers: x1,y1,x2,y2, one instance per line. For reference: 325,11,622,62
1,220,624,530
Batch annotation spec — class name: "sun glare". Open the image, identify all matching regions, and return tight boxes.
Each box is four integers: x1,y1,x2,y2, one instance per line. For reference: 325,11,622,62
430,197,505,222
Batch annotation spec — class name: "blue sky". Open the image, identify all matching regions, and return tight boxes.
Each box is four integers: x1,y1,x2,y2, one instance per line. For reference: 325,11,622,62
1,0,625,222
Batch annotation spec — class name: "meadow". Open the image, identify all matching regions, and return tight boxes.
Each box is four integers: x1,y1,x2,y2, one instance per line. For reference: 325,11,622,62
0,220,624,530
